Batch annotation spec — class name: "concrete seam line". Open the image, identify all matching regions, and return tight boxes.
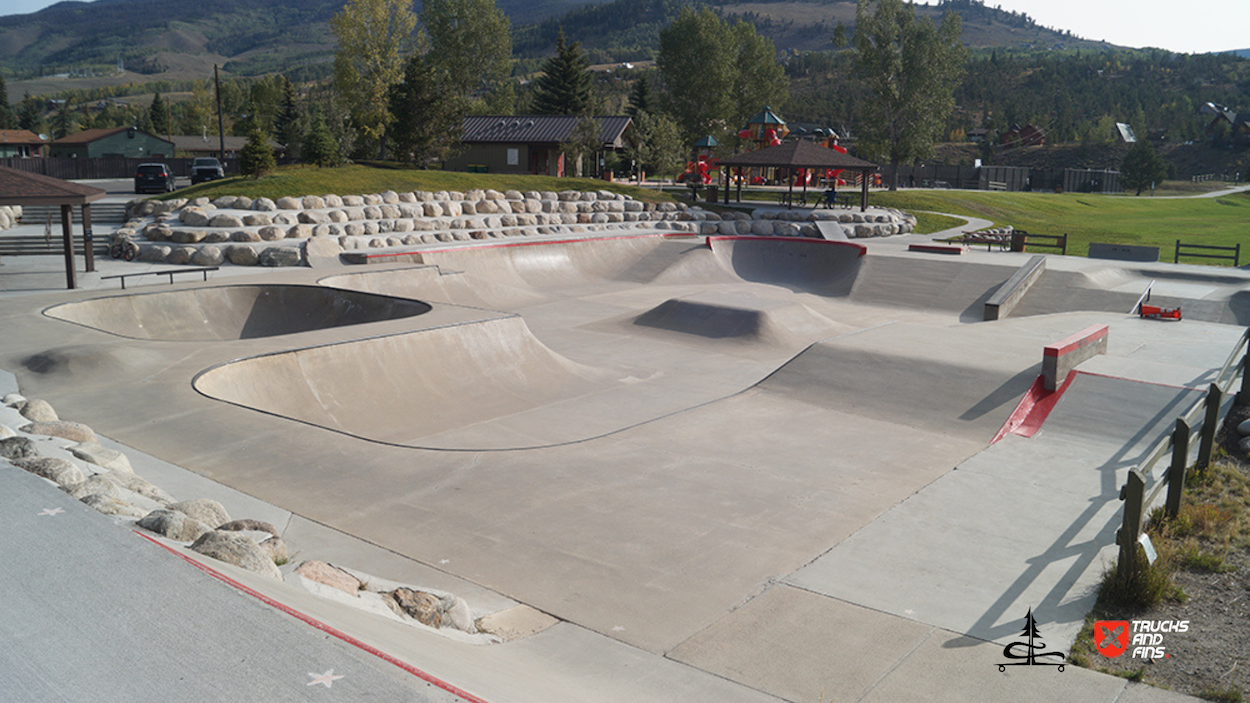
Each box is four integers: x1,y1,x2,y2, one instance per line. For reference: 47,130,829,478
132,530,492,703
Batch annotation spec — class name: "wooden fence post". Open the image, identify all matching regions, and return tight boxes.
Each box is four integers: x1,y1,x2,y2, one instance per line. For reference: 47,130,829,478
1239,330,1250,404
1198,383,1222,469
1117,469,1146,585
1167,419,1190,519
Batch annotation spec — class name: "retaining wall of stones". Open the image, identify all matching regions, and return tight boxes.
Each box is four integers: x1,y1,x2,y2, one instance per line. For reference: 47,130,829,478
121,189,914,267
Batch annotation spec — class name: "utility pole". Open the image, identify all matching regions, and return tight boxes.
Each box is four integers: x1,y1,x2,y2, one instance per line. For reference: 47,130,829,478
214,64,225,161
166,96,172,145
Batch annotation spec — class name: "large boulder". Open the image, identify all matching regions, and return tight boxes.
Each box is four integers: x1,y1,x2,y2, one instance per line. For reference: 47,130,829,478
179,209,211,227
82,494,146,518
138,509,211,542
166,247,195,265
275,196,302,210
252,197,277,211
18,399,58,422
65,474,123,501
389,587,441,627
139,245,172,263
294,560,361,596
218,519,279,537
230,230,261,242
441,595,477,633
21,421,98,444
170,498,230,528
209,214,244,228
302,237,342,267
12,457,84,486
0,436,40,460
258,247,302,267
191,531,282,579
118,474,175,505
225,245,259,266
243,213,272,227
191,246,225,267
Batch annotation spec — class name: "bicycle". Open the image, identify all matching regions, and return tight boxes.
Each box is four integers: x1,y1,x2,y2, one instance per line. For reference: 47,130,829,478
109,238,139,261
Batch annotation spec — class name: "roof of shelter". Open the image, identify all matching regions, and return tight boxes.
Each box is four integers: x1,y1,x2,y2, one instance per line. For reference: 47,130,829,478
0,166,107,206
745,106,787,127
719,138,878,170
461,115,633,147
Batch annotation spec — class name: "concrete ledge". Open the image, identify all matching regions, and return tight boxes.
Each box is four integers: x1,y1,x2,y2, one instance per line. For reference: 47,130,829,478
342,251,425,265
984,254,1046,321
1088,243,1160,262
907,244,965,255
1042,324,1109,391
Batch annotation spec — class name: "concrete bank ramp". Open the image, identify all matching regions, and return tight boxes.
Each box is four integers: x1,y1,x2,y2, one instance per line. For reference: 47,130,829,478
46,285,431,341
323,236,868,310
194,316,610,449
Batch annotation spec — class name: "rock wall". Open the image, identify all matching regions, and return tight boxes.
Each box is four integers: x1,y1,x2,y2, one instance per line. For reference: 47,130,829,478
121,189,913,267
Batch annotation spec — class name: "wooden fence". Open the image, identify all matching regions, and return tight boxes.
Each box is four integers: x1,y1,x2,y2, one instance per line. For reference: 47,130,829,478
1115,327,1250,584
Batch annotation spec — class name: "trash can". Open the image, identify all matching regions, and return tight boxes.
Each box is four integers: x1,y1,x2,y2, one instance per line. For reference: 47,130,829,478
706,186,718,203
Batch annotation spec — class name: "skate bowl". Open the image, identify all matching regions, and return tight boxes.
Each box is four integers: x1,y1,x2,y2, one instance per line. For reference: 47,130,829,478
45,284,431,341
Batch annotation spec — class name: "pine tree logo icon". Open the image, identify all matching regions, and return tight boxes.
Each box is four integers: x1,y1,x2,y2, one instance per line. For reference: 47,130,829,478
997,608,1066,671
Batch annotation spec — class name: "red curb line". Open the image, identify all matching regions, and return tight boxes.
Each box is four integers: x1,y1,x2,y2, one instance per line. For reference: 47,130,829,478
133,530,491,703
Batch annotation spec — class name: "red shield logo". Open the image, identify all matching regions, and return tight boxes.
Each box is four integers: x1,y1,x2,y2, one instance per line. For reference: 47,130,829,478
1094,620,1129,658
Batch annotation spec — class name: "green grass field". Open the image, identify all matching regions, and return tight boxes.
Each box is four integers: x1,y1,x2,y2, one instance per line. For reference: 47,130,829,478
165,164,678,205
865,189,1250,262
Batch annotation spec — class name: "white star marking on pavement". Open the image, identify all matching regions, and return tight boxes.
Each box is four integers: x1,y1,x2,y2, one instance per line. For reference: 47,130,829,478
439,559,450,564
612,625,625,632
904,609,915,615
38,508,65,516
307,670,345,688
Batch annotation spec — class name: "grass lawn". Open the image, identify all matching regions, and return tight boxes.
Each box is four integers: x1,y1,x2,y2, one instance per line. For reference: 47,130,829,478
161,163,679,205
865,189,1250,262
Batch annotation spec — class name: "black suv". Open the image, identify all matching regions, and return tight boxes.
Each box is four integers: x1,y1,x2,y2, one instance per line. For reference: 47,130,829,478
190,157,225,184
134,163,176,194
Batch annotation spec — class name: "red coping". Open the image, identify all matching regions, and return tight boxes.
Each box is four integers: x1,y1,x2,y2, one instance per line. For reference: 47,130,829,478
134,531,493,703
1043,324,1109,358
991,371,1080,443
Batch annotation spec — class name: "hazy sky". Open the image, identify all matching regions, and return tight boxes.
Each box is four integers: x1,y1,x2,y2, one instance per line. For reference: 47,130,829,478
0,0,1247,55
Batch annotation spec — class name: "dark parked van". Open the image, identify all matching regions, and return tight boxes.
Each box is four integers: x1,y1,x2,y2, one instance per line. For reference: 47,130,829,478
134,163,176,194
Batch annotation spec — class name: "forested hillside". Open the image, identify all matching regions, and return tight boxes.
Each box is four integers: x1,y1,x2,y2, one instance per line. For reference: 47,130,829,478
784,48,1250,152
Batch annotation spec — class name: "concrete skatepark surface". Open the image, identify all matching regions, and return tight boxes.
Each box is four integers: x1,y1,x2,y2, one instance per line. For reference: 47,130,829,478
1,223,1241,702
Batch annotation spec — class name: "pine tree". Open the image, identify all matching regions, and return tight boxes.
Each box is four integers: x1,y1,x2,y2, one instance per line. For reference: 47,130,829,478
302,112,340,167
149,93,168,136
273,76,301,150
626,76,650,118
0,76,16,129
532,31,594,116
1120,140,1168,195
17,92,42,133
239,128,277,178
388,52,465,167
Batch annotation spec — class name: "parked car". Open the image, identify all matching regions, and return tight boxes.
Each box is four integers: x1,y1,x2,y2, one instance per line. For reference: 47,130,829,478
190,157,225,184
134,163,177,194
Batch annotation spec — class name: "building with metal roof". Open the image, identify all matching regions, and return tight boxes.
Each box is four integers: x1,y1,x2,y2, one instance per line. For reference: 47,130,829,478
446,115,632,177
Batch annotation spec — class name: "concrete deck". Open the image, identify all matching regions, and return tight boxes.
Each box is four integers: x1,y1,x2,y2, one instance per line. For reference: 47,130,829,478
1,221,1241,702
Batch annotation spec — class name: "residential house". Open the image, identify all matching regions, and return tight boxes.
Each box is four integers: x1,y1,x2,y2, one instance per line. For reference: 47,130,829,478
0,130,47,157
49,127,174,159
